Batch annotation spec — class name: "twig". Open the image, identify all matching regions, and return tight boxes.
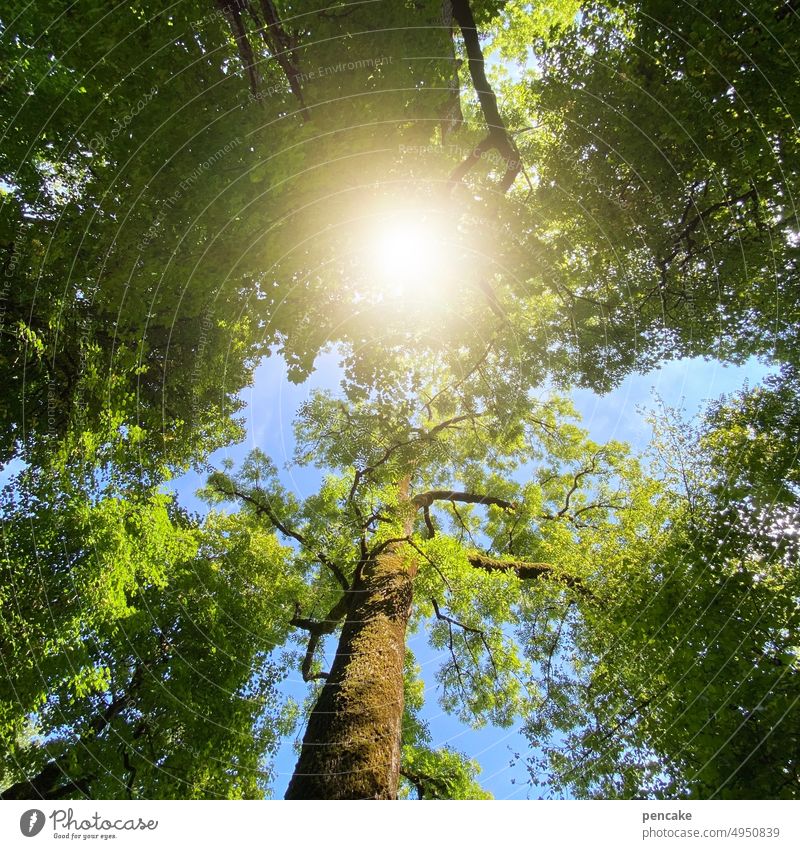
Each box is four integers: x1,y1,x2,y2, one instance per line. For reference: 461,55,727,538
431,599,499,679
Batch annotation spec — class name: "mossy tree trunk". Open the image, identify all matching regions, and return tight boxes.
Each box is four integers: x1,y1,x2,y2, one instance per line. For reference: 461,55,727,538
285,545,415,799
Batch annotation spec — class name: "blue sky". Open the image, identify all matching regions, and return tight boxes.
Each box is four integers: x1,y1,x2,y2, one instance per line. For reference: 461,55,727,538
170,350,775,799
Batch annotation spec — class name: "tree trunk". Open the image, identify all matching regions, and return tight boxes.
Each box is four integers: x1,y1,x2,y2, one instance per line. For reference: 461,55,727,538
285,545,415,799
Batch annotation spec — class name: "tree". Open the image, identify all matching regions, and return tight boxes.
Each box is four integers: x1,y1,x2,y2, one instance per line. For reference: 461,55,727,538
2,0,799,802
0,0,270,471
205,355,663,798
492,0,800,385
4,0,797,465
523,370,800,798
0,458,302,799
0,0,483,466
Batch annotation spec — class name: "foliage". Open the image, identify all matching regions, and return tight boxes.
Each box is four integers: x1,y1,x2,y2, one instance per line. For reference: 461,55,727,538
1,0,799,801
524,371,800,798
492,0,800,386
0,460,303,798
0,0,268,469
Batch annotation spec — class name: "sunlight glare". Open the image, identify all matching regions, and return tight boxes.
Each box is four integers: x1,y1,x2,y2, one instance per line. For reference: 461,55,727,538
366,215,446,299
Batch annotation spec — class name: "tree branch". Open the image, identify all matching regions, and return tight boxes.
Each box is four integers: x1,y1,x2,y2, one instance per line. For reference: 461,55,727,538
421,340,494,418
212,481,350,591
466,553,589,596
416,412,483,440
404,538,452,591
412,490,516,510
449,0,522,192
255,0,310,120
290,596,349,682
556,458,599,518
400,767,427,799
368,536,411,559
217,0,309,117
216,0,260,96
431,598,498,678
431,598,481,635
345,413,486,506
423,506,436,539
0,665,145,800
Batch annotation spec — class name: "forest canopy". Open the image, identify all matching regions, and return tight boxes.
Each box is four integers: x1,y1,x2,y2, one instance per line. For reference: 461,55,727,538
1,0,798,801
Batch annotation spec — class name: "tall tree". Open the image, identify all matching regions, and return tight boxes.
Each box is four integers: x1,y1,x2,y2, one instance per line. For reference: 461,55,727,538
491,0,800,385
4,0,797,462
0,460,302,799
2,0,799,802
206,357,663,798
523,369,800,799
0,0,472,466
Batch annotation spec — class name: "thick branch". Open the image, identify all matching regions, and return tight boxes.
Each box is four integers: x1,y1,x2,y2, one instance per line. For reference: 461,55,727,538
217,0,260,95
412,490,516,510
290,596,349,682
449,0,522,191
217,0,309,117
467,553,588,595
400,767,427,799
423,506,436,539
405,538,452,591
255,0,310,119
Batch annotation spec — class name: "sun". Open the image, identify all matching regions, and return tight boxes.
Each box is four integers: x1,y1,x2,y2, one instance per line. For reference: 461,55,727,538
365,214,447,299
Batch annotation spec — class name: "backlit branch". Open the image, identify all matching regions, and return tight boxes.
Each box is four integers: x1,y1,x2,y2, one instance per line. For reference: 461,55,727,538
539,454,627,525
554,457,600,518
345,414,485,504
423,506,436,539
405,538,452,591
431,598,498,679
217,0,260,95
256,0,310,119
467,553,589,596
412,490,516,510
217,0,309,117
449,0,522,192
421,340,494,417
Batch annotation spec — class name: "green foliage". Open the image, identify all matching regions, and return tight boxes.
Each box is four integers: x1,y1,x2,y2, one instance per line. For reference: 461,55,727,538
497,0,800,385
524,373,800,799
400,744,493,800
2,0,799,802
0,460,303,798
0,0,263,468
3,0,797,466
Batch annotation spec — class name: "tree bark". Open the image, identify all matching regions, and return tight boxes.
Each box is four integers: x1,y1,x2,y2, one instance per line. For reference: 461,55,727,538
285,545,415,799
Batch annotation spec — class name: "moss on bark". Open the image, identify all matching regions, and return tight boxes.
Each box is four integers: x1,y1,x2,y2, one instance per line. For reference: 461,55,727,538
285,546,414,799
